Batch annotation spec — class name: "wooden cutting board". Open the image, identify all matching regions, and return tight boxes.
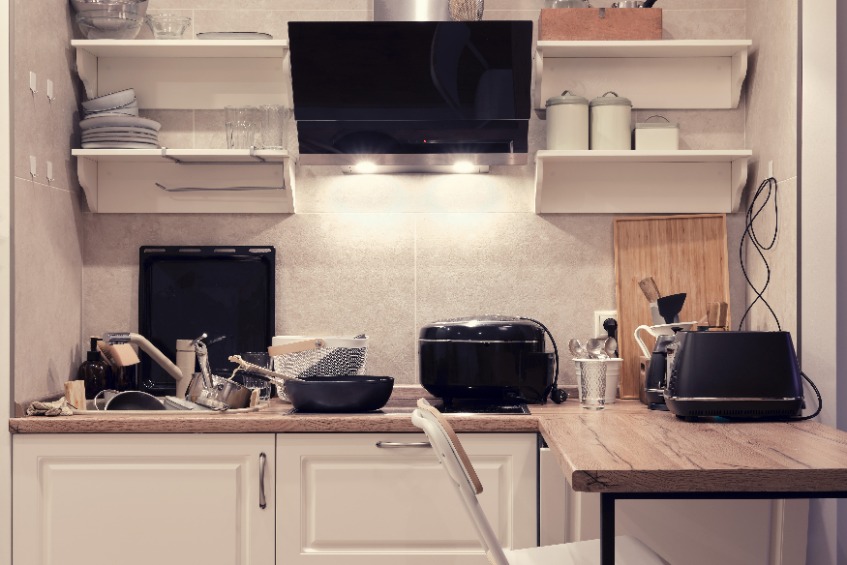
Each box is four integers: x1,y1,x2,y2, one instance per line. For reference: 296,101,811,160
613,214,731,399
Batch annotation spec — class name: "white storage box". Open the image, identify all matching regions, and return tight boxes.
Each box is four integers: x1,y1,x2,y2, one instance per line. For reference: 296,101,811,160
634,115,679,150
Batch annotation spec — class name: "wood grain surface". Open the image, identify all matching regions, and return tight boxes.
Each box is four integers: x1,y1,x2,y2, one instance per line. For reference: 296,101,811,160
539,412,847,493
614,214,730,399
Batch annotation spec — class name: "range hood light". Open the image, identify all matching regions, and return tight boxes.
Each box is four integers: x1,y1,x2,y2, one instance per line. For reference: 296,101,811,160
352,161,378,174
452,161,476,174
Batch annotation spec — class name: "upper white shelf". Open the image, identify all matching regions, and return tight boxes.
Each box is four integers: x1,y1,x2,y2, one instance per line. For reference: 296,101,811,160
72,39,290,109
535,39,752,112
72,149,295,214
71,39,288,58
534,149,752,214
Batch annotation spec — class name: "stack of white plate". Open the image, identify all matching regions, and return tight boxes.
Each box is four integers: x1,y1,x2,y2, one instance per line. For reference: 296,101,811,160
80,115,161,149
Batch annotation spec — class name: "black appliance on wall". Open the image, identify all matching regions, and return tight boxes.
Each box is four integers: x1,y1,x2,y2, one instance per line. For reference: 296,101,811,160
138,246,275,395
288,21,533,168
418,316,563,409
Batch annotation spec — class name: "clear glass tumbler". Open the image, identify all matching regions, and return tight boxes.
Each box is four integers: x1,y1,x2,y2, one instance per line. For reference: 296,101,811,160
260,105,287,150
225,106,260,149
240,351,272,401
576,359,607,410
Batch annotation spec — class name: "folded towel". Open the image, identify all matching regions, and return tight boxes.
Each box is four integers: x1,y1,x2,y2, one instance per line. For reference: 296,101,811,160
26,398,73,417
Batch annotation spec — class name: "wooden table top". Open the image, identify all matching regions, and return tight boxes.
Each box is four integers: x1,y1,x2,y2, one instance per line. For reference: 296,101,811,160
539,411,847,494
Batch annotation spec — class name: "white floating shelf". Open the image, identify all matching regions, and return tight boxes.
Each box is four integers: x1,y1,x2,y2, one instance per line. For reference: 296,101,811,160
71,39,288,58
72,149,296,214
72,39,290,109
534,150,752,214
535,39,751,112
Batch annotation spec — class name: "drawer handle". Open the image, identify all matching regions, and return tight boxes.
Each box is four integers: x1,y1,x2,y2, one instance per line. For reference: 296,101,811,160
259,452,267,510
375,441,432,448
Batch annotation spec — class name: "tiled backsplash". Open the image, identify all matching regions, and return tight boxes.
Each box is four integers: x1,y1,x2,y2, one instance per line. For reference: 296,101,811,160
16,0,798,403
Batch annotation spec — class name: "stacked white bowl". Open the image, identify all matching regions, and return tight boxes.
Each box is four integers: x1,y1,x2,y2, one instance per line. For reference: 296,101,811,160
80,89,162,149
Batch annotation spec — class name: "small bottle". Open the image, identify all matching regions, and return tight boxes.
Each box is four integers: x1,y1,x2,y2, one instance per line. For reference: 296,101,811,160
78,337,111,399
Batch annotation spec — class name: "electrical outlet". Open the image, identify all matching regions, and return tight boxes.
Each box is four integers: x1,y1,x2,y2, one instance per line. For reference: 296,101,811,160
593,310,618,338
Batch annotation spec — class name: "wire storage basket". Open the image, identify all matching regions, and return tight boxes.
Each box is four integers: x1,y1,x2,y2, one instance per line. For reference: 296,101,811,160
271,336,369,379
449,0,484,20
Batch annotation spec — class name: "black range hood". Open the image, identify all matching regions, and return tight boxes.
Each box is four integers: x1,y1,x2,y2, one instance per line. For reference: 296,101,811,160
288,21,533,169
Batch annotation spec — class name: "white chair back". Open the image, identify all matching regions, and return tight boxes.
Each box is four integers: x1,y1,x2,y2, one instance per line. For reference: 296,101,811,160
411,398,510,565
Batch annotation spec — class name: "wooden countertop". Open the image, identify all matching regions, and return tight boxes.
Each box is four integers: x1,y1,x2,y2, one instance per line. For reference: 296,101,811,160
12,385,847,496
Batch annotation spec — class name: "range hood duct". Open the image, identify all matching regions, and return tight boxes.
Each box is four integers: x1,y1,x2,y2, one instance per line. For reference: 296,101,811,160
288,21,533,168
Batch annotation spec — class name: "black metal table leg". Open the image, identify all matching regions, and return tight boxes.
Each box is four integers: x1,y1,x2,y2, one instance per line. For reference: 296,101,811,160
601,493,616,565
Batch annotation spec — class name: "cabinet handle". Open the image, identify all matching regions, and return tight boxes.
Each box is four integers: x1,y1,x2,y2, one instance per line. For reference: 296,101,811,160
259,452,267,510
375,441,432,448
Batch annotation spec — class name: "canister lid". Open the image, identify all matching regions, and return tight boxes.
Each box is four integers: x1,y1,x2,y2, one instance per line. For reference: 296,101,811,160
589,91,632,107
419,316,544,342
635,115,678,129
546,90,588,107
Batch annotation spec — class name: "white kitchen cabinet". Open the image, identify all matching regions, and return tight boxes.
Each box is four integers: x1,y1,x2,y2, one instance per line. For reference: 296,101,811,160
533,39,752,214
13,434,275,565
70,40,296,214
276,433,537,565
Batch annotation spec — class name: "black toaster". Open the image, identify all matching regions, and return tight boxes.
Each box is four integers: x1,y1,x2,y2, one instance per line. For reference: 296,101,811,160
664,331,804,419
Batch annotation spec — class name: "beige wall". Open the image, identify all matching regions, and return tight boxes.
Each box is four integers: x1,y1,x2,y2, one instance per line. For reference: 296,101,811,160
12,0,752,398
12,0,85,404
742,0,798,337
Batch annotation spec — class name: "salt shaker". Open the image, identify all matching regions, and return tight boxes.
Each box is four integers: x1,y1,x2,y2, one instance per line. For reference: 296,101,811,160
546,90,589,150
589,91,632,150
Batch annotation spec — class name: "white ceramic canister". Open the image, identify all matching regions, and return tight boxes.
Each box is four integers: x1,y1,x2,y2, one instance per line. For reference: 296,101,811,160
546,90,589,150
589,91,632,150
634,114,680,150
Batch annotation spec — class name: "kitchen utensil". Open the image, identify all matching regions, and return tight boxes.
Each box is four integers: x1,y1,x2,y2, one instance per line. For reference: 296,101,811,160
604,336,618,358
614,214,730,399
575,359,606,410
634,115,679,150
602,318,619,357
270,335,369,380
96,390,166,411
586,338,609,359
82,88,136,114
568,338,587,359
638,277,661,302
284,376,395,413
146,13,192,39
589,91,632,150
546,91,589,150
70,0,148,17
633,322,696,358
75,10,144,39
642,0,658,7
657,292,687,324
185,373,253,410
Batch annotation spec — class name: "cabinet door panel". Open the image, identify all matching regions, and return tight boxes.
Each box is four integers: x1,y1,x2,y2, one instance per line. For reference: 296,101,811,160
13,434,274,565
277,433,537,565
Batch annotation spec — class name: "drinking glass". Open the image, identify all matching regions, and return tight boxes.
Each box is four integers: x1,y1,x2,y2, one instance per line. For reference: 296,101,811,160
225,106,260,149
240,351,272,401
576,359,607,410
260,105,287,150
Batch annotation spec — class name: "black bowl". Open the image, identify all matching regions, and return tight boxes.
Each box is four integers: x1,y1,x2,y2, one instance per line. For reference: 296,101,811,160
284,375,394,413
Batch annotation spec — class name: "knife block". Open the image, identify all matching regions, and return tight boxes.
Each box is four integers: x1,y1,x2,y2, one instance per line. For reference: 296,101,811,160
539,8,662,41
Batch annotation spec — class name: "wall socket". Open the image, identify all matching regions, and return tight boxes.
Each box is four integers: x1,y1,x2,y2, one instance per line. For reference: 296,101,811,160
593,310,618,338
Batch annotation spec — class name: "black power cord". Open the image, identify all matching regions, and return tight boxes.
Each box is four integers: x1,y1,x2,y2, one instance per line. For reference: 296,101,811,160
738,177,822,421
519,316,567,404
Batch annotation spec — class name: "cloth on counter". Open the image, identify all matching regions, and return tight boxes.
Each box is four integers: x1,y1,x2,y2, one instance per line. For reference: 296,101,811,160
26,398,73,417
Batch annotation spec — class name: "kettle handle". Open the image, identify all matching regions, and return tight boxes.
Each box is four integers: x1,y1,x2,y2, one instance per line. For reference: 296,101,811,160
633,325,655,357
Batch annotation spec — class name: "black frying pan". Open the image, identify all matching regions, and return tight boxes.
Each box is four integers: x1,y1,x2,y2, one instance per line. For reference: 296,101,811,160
284,376,394,413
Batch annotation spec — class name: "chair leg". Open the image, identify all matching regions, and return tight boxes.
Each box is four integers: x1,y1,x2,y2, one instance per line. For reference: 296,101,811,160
601,494,616,565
